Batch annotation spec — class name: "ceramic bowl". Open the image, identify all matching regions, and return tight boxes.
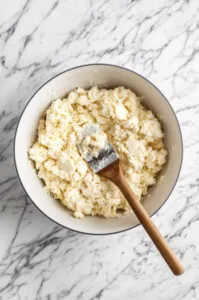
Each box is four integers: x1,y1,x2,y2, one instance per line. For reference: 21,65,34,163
14,64,183,235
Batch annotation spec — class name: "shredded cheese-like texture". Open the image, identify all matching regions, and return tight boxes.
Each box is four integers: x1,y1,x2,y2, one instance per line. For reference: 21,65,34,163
81,128,108,158
29,87,167,219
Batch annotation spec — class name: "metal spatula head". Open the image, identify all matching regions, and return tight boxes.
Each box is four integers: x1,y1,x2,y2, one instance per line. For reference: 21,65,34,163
78,124,119,173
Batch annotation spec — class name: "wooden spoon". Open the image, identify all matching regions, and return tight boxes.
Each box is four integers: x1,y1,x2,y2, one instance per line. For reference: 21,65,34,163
79,124,184,276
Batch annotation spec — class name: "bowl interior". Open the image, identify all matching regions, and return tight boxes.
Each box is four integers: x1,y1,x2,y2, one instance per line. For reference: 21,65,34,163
15,65,182,234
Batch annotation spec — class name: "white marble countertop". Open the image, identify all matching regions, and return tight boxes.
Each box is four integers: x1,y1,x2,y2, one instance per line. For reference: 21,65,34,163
1,0,199,299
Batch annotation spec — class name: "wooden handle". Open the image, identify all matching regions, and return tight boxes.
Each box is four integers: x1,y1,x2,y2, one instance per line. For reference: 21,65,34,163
99,160,184,276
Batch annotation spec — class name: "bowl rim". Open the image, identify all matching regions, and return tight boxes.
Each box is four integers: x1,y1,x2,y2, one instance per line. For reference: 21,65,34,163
14,63,183,235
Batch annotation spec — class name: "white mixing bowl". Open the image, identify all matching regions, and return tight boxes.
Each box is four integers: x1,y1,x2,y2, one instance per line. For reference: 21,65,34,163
14,64,183,235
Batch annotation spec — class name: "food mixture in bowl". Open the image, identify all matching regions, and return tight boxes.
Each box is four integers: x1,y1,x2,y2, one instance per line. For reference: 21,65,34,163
29,87,167,219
